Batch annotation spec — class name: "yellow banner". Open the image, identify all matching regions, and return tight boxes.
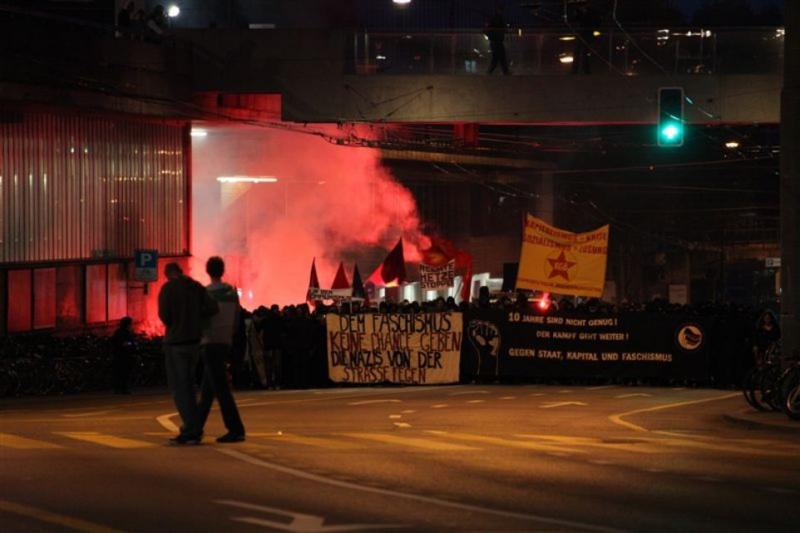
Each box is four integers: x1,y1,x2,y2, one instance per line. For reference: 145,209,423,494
516,214,609,297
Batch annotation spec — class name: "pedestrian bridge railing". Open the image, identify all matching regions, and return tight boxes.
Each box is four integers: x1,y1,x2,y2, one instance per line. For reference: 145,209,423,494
347,27,785,76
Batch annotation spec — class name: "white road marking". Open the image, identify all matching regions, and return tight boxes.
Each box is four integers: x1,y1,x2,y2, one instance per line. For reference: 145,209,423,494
448,390,490,396
156,413,180,433
62,410,114,418
466,400,485,404
0,433,63,449
614,393,652,399
587,385,616,390
348,399,402,406
393,422,412,429
215,500,406,531
540,402,588,409
609,393,740,433
529,393,545,397
389,415,402,419
216,449,624,533
499,396,516,400
558,390,573,394
431,404,448,409
401,410,416,414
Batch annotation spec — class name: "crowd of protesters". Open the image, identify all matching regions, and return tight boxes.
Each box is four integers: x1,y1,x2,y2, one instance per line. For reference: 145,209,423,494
229,286,781,391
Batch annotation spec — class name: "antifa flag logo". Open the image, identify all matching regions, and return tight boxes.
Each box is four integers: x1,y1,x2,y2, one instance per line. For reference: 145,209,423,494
468,320,501,378
675,324,704,352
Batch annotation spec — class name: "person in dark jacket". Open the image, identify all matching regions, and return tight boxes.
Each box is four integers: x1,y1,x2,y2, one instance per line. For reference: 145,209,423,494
754,310,781,362
158,262,219,445
486,7,510,75
110,316,135,394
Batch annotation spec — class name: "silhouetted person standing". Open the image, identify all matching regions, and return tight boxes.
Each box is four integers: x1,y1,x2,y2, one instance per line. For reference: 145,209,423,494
486,7,510,75
110,316,135,394
158,262,218,445
197,257,246,443
572,3,600,74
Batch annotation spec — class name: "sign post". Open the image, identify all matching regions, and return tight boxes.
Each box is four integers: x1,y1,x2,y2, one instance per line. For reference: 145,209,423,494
134,249,158,293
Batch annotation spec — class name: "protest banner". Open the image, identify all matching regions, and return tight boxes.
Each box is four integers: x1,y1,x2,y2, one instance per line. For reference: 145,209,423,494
327,312,463,384
462,310,710,381
420,260,455,291
516,214,609,297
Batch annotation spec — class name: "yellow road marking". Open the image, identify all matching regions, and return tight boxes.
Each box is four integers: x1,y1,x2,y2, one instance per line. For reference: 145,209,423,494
55,432,156,449
425,431,586,454
0,499,122,533
250,432,360,449
0,433,62,450
342,433,478,451
515,434,661,454
608,392,740,432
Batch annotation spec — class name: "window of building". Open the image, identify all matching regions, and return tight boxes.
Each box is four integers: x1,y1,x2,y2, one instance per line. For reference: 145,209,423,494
7,269,32,332
33,268,56,329
86,264,108,324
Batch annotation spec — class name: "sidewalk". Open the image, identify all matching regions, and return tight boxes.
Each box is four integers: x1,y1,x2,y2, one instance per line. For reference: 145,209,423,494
723,407,799,433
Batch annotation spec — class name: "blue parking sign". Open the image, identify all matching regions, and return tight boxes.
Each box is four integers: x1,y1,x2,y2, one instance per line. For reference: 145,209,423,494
134,249,158,282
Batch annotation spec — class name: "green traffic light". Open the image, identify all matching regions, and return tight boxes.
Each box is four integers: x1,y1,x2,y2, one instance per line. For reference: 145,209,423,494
658,121,684,146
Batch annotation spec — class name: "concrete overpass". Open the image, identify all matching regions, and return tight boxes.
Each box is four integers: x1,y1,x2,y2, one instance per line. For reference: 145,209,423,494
178,28,783,125
0,8,782,127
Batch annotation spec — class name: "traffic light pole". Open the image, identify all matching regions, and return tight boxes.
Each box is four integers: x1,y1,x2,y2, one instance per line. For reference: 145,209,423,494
781,2,800,360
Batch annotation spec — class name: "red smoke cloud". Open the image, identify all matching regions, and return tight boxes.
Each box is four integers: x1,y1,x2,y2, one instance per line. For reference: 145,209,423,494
190,124,427,308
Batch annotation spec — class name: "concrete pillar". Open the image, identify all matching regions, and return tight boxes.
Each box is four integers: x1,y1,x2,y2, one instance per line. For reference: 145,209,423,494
781,3,800,359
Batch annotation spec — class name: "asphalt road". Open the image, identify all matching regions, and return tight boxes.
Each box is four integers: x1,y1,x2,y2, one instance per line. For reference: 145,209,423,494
1,385,798,532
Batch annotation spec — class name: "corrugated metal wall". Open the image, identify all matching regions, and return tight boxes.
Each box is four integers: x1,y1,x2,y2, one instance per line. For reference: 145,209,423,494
0,110,188,264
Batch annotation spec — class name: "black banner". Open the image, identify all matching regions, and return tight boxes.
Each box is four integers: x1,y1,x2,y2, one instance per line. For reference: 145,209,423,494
462,310,710,380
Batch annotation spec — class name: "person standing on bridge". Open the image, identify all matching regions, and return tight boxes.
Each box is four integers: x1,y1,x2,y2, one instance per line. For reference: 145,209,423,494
197,256,246,443
158,262,219,445
485,6,510,75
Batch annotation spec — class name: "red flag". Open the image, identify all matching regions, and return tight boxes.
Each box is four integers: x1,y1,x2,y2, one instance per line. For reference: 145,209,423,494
421,237,473,301
306,258,320,303
331,261,350,290
367,238,407,286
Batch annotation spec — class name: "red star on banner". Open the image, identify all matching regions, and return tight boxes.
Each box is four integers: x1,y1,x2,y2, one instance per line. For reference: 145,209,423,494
547,251,577,281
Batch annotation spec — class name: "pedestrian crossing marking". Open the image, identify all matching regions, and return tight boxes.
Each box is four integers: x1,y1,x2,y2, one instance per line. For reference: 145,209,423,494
249,432,360,449
55,432,156,449
515,434,661,454
342,433,478,451
425,431,587,454
0,433,63,449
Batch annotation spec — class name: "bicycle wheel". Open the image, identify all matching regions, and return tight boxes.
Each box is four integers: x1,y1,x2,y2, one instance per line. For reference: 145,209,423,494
784,383,800,421
780,368,800,420
742,367,762,410
758,366,783,412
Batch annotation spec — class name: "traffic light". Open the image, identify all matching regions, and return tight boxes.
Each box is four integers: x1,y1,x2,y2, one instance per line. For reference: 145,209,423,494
657,87,685,147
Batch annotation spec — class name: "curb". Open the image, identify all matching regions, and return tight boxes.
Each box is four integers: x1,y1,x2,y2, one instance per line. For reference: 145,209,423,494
722,411,799,434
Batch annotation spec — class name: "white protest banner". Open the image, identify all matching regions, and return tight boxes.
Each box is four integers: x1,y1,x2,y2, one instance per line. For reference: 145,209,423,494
419,260,455,291
326,312,463,384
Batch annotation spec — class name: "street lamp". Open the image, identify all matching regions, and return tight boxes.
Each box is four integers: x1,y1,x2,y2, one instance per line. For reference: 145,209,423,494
167,5,180,18
393,0,412,5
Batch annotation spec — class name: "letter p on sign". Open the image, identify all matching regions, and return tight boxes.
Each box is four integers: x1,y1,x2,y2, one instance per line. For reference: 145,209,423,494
134,249,159,282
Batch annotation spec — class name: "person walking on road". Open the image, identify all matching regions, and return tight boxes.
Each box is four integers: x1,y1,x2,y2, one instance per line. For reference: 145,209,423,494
158,262,219,445
197,257,246,443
